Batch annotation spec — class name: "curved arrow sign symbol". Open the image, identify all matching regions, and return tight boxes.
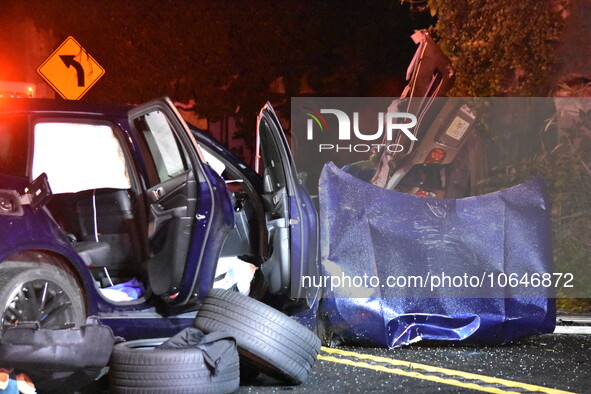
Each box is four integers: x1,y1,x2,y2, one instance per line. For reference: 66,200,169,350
59,55,85,87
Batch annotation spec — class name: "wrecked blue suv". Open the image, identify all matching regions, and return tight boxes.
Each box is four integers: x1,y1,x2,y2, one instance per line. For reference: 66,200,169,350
0,98,319,339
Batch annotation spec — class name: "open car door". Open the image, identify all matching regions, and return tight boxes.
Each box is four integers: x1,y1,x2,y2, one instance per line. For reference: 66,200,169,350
129,98,233,306
255,103,319,310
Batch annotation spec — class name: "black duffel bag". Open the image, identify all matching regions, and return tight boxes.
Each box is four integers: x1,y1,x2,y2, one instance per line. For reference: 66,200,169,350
0,316,117,392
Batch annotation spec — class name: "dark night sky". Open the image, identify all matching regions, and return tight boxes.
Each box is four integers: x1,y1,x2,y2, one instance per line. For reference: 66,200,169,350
1,1,434,111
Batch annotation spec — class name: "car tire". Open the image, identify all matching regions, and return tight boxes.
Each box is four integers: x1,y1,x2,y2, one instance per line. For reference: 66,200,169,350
0,265,86,333
109,338,239,394
193,289,321,385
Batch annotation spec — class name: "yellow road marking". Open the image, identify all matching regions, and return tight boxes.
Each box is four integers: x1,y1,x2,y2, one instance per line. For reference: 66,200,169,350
318,355,519,394
320,347,575,394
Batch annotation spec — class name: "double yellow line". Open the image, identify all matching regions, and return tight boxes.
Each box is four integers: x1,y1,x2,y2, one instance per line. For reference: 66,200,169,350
319,347,574,394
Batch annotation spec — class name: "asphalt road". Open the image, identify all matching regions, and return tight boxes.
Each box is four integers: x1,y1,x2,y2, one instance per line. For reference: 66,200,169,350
83,330,589,393
238,333,591,393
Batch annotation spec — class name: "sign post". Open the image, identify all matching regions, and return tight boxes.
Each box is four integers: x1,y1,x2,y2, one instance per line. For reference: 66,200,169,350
37,36,105,100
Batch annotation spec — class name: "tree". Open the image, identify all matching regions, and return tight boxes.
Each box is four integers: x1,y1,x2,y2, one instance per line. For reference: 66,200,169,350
427,0,564,96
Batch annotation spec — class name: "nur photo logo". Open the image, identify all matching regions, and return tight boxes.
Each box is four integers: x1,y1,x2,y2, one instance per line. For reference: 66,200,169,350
304,107,418,153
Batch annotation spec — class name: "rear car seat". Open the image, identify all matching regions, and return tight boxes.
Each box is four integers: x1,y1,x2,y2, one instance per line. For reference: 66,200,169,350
72,241,112,267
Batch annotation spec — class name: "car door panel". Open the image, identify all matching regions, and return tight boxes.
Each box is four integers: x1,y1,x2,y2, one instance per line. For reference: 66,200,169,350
145,172,196,297
146,170,195,240
129,98,233,304
256,103,319,309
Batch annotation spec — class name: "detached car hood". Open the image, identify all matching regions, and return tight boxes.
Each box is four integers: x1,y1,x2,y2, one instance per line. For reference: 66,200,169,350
318,162,555,348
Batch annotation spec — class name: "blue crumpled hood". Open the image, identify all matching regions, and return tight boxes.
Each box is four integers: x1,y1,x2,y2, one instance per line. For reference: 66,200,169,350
318,162,555,348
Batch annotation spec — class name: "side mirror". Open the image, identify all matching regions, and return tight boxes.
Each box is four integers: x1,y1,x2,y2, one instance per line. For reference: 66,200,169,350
21,173,53,213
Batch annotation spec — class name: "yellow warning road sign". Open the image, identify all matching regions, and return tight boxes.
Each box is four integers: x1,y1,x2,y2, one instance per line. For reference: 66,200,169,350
37,36,105,100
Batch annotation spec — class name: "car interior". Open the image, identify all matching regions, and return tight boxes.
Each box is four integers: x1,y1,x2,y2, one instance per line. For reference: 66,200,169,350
37,119,268,304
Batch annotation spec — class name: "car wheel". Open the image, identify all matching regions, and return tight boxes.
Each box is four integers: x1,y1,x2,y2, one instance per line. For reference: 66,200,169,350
193,289,321,385
0,265,85,333
109,338,240,394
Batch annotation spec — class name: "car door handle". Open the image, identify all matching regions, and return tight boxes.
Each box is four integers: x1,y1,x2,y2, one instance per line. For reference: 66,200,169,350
151,187,164,201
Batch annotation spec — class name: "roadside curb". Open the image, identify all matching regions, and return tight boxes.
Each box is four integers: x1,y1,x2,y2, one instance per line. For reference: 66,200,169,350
555,315,591,334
